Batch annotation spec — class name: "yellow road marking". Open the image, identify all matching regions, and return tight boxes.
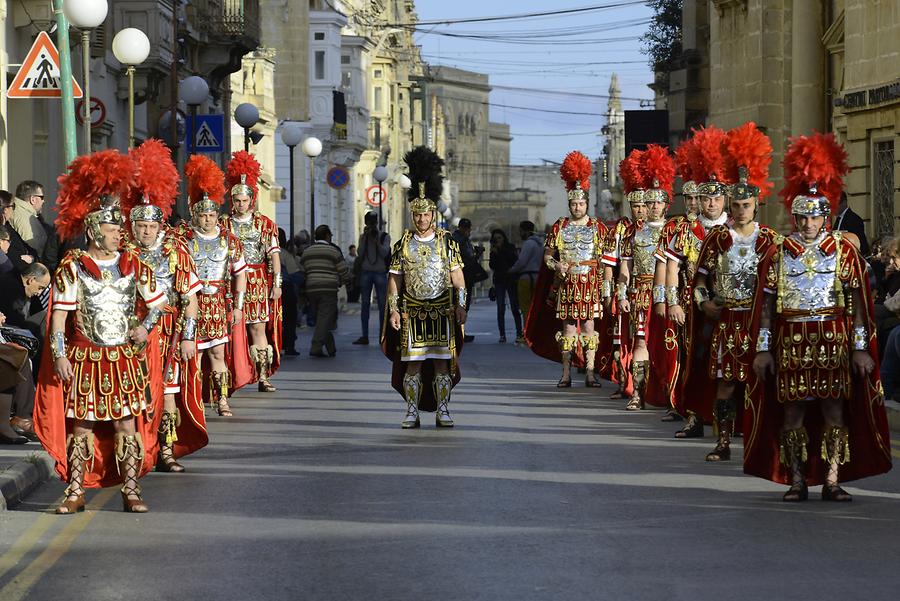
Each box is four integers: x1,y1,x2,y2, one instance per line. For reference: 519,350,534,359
0,488,116,601
0,515,55,582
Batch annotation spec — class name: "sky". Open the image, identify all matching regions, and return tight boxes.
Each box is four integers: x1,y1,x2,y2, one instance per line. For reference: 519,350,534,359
413,0,655,165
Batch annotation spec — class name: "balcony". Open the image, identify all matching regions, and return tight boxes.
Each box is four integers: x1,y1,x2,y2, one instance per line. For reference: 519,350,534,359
193,0,261,87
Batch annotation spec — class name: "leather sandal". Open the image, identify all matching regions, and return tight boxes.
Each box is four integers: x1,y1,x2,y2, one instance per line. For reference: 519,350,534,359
610,389,626,399
821,484,852,502
625,396,643,411
56,493,85,515
121,491,149,513
783,483,809,502
674,415,704,438
705,444,731,462
557,377,572,388
217,398,234,417
660,410,683,422
585,374,603,388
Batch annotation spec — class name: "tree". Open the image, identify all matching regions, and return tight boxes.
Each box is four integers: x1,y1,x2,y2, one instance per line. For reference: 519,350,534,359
640,0,683,74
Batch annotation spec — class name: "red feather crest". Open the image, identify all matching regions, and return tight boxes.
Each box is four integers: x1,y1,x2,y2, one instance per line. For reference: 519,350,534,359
185,154,225,206
56,149,134,241
225,150,261,198
689,125,729,183
674,137,696,183
560,151,593,192
779,132,848,214
640,144,675,198
123,139,180,220
619,149,644,194
724,122,773,198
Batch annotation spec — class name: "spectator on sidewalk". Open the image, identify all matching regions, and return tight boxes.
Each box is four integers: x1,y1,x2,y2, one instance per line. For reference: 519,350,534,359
452,218,485,342
346,244,360,303
833,192,870,256
489,228,523,343
279,228,301,356
353,211,391,345
507,220,543,326
8,181,48,260
299,225,350,357
0,190,37,273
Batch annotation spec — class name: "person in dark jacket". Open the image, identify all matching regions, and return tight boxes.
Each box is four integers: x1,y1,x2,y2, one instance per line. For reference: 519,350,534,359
833,192,870,256
0,190,38,273
489,229,523,343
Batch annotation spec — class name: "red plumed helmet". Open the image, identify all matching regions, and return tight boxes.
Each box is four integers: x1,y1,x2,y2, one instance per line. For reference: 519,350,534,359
56,149,134,241
689,125,730,195
560,151,593,194
124,139,180,222
185,154,225,211
619,149,644,195
225,150,261,201
640,144,675,202
674,138,696,183
780,131,849,217
724,122,773,200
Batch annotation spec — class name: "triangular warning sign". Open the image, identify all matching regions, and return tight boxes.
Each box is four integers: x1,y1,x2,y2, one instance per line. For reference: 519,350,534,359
8,31,83,99
195,122,219,148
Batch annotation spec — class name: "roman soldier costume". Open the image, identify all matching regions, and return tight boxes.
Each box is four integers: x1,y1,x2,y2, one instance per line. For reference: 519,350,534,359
124,139,207,472
618,145,674,410
684,123,776,461
182,155,251,417
662,126,730,437
382,146,466,428
221,151,282,392
745,132,891,501
525,151,608,387
35,150,166,514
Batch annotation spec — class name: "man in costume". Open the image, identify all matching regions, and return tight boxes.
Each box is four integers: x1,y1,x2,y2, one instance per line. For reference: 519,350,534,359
617,145,674,411
600,150,644,400
526,151,608,388
182,155,249,417
383,146,466,428
662,126,730,438
124,140,207,472
652,138,701,422
685,123,775,461
748,132,892,501
35,150,166,514
221,151,282,392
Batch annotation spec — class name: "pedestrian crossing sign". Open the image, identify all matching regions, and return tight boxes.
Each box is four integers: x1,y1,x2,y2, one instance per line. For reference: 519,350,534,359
8,31,83,99
187,114,225,153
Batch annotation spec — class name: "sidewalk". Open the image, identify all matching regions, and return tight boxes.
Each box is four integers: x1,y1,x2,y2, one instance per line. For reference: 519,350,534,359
0,445,55,510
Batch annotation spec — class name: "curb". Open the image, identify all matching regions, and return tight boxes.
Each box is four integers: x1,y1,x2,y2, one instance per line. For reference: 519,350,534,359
886,400,900,434
0,451,55,511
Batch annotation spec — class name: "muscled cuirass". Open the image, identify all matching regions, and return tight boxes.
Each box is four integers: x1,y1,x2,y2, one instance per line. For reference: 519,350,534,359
633,222,662,278
559,223,597,275
714,228,759,303
190,232,230,293
232,218,265,265
779,237,838,312
404,235,449,300
140,244,176,306
75,262,137,346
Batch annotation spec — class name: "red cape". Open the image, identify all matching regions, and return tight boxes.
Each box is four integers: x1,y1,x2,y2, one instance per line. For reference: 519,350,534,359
743,235,892,484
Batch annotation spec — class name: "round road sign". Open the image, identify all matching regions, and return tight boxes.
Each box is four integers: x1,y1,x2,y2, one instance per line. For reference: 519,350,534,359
366,184,386,207
327,166,350,189
75,97,106,129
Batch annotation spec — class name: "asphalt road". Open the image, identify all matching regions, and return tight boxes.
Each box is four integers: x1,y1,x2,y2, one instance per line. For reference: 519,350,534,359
1,302,899,601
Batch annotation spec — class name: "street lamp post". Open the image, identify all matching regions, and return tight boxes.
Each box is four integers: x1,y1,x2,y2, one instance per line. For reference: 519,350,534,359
112,28,150,149
179,76,209,155
301,137,322,233
64,0,108,153
280,123,304,237
373,165,388,232
234,103,260,152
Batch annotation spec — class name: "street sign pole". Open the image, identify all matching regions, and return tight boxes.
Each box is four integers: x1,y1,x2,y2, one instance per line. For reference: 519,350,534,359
52,0,77,163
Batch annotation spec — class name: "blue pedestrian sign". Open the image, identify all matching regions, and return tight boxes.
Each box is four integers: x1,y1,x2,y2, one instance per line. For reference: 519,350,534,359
187,114,225,153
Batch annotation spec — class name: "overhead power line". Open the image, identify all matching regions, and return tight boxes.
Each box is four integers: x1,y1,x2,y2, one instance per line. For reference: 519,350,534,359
383,1,646,26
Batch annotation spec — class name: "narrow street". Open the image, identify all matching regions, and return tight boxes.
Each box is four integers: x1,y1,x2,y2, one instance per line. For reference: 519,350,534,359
1,303,899,601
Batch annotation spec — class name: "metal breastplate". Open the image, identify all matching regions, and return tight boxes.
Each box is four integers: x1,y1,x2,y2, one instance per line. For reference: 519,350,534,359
780,243,838,311
191,234,230,292
682,227,704,280
404,235,449,300
76,262,137,346
633,223,662,277
233,220,265,265
714,229,759,303
558,223,596,275
141,245,176,306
